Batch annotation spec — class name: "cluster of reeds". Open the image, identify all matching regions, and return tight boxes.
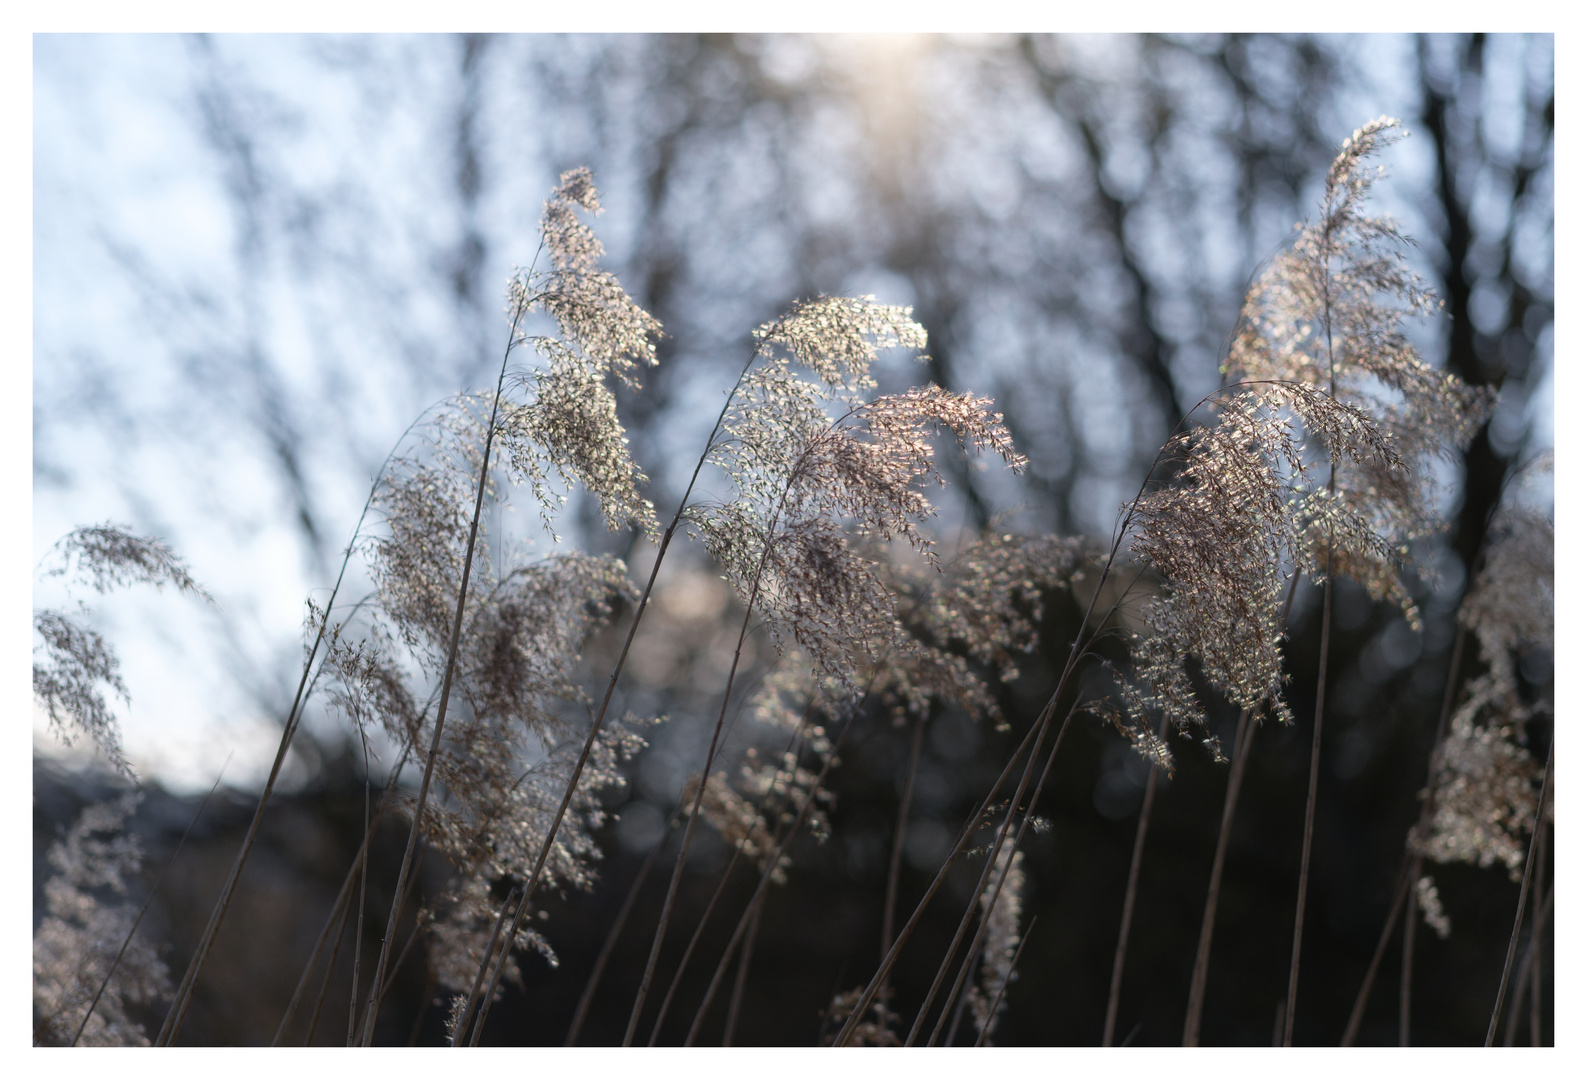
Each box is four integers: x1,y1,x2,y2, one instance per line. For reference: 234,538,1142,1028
33,122,1551,1046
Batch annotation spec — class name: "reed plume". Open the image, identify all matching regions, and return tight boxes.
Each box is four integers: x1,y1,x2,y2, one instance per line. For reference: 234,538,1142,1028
33,794,169,1046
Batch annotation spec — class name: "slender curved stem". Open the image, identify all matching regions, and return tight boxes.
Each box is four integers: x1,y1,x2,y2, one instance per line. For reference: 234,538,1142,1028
1281,202,1345,1050
1504,876,1552,1046
1337,851,1412,1047
304,890,353,1047
1341,628,1467,1046
1486,739,1552,1046
280,832,361,1044
645,805,755,1044
1530,828,1547,1045
1182,708,1254,1046
623,599,758,1045
564,819,671,1046
1283,562,1331,1047
943,963,974,1048
1399,630,1469,1047
357,833,440,1040
1104,715,1168,1047
837,583,1127,1047
407,968,436,1047
682,709,862,1046
878,710,926,1028
647,722,808,1044
923,698,1079,1047
374,895,432,1018
346,732,374,1045
833,706,1042,1048
273,743,412,1044
722,892,765,1046
1399,863,1418,1046
826,370,1290,1049
622,380,891,1047
450,884,521,1045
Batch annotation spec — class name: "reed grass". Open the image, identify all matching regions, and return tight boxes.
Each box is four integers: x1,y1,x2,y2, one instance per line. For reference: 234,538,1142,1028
31,122,1547,1048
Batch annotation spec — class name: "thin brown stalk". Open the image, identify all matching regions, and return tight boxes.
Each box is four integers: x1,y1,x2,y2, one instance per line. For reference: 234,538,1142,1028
622,602,756,1045
1104,715,1169,1047
645,805,757,1044
620,385,866,1048
375,895,432,1017
69,761,229,1047
685,646,919,1047
355,833,440,1042
1530,829,1547,1046
845,707,1044,1048
848,378,1232,1048
452,884,521,1045
1182,708,1254,1046
564,822,670,1047
682,708,863,1046
1504,878,1552,1046
346,734,374,1046
647,722,809,1045
1342,629,1466,1046
279,851,357,1045
842,386,1235,1050
877,710,926,1030
721,890,765,1046
273,742,411,1045
836,569,1126,1048
1398,866,1417,1046
1337,851,1412,1047
1503,911,1528,1047
922,831,1028,1045
1398,631,1468,1046
942,956,975,1048
1486,739,1552,1046
973,916,1036,1047
365,840,459,1040
1183,568,1301,1048
305,890,353,1046
924,697,1079,1046
685,652,900,1048
407,967,435,1047
1283,551,1332,1047
1282,225,1348,1049
156,612,335,1043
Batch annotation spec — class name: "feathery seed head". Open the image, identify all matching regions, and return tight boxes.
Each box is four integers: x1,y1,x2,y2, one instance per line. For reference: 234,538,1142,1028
33,794,169,1046
1118,119,1494,768
966,845,1026,1044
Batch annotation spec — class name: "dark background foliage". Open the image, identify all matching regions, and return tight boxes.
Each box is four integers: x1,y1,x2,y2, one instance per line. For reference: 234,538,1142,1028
33,33,1552,1045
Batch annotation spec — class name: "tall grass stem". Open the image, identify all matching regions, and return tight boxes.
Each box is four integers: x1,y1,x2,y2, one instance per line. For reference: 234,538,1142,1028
1104,716,1168,1046
1283,547,1332,1047
1182,708,1254,1046
564,820,671,1046
1485,739,1552,1046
